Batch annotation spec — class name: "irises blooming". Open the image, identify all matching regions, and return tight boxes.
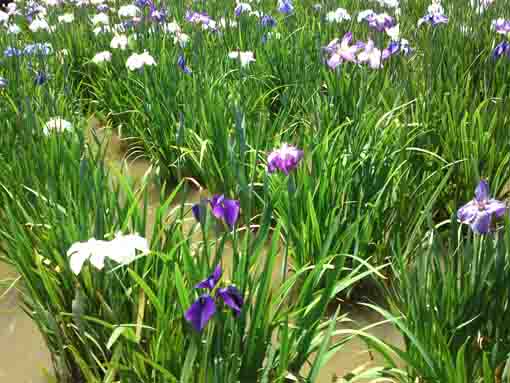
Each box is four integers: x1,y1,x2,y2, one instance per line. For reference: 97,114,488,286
228,50,255,67
185,10,217,31
417,1,448,27
177,54,192,74
43,117,72,135
322,32,363,69
278,0,293,15
325,8,351,23
493,19,510,35
92,51,112,64
357,10,395,32
126,51,156,71
192,195,240,229
457,180,506,234
67,232,149,275
267,143,304,174
184,265,244,332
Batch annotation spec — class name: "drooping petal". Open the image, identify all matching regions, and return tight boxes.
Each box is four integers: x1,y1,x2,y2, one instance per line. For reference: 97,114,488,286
457,200,478,223
222,199,240,228
475,180,490,203
69,250,91,275
184,295,216,332
209,194,226,220
471,211,492,234
485,199,506,218
218,285,244,315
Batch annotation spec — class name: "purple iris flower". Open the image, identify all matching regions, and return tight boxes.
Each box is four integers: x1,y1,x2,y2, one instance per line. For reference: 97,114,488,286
34,71,48,85
184,294,216,332
150,5,167,22
234,2,252,17
4,47,22,57
418,12,448,27
323,32,364,69
195,264,222,290
267,143,304,174
0,77,8,88
135,0,151,8
382,40,412,59
209,195,240,228
184,265,245,332
260,14,277,27
23,43,53,56
97,3,109,12
357,39,385,69
278,0,293,15
493,41,510,59
177,55,192,74
493,19,510,35
192,195,240,228
217,285,244,315
457,180,506,234
359,11,395,32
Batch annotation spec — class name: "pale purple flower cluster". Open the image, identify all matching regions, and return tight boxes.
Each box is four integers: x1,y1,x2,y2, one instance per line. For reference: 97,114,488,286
417,2,448,27
457,180,506,234
267,143,304,175
493,19,510,35
358,10,395,32
185,10,217,30
323,32,405,70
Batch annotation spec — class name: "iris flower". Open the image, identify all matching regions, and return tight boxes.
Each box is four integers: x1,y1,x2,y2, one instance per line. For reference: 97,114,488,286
192,195,240,229
493,41,510,59
267,143,304,174
260,14,277,27
235,3,252,17
493,18,510,35
126,50,156,71
177,55,192,74
92,50,112,64
418,1,448,27
228,50,255,67
357,39,384,69
457,180,506,234
325,8,351,23
358,10,395,32
184,265,244,331
323,32,363,69
278,0,293,15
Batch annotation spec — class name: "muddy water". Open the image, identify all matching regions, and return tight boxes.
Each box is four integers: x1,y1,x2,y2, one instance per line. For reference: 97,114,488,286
0,125,402,382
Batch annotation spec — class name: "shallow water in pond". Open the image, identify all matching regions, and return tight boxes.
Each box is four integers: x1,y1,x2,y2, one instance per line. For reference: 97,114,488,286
0,125,403,382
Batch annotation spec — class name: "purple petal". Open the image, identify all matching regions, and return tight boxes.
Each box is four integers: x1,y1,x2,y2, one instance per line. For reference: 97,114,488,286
184,295,216,332
340,32,352,46
475,180,490,203
327,53,342,69
209,194,226,219
195,264,222,290
222,199,240,228
218,285,244,315
485,199,506,218
192,203,203,222
470,212,492,234
457,200,478,223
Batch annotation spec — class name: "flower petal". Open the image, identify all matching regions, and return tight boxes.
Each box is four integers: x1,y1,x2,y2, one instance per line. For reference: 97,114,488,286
184,295,216,332
222,199,240,228
457,200,478,223
475,180,490,203
470,211,492,234
218,285,244,315
486,199,506,218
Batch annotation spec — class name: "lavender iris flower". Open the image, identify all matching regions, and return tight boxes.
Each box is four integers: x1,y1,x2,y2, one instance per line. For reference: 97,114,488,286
382,39,412,58
34,71,48,85
235,2,252,17
267,143,304,174
359,11,395,32
493,41,510,59
23,43,53,56
278,0,293,15
185,265,245,332
135,0,151,8
209,195,240,228
457,180,506,234
150,6,167,23
418,11,448,27
260,14,277,27
493,19,510,35
177,54,192,74
323,32,363,69
217,286,244,315
184,295,216,332
4,47,22,57
195,264,222,290
357,39,384,69
97,4,109,12
192,195,240,228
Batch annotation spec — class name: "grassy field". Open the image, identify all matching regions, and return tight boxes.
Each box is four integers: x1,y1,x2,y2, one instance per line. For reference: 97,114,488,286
2,0,510,381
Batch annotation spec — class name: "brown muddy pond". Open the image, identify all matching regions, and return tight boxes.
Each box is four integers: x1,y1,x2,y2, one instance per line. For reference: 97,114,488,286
0,126,403,382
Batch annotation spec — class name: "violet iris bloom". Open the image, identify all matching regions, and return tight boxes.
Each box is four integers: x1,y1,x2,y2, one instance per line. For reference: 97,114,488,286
323,32,363,69
209,195,240,228
195,264,222,290
184,295,216,332
267,143,304,174
260,14,277,27
218,286,244,315
34,71,48,85
150,6,167,23
493,19,510,35
493,41,510,59
177,54,192,74
357,39,384,69
457,180,506,234
359,10,395,32
4,46,22,57
418,11,448,27
191,195,240,228
185,10,217,30
278,0,293,15
185,265,245,332
235,2,252,17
